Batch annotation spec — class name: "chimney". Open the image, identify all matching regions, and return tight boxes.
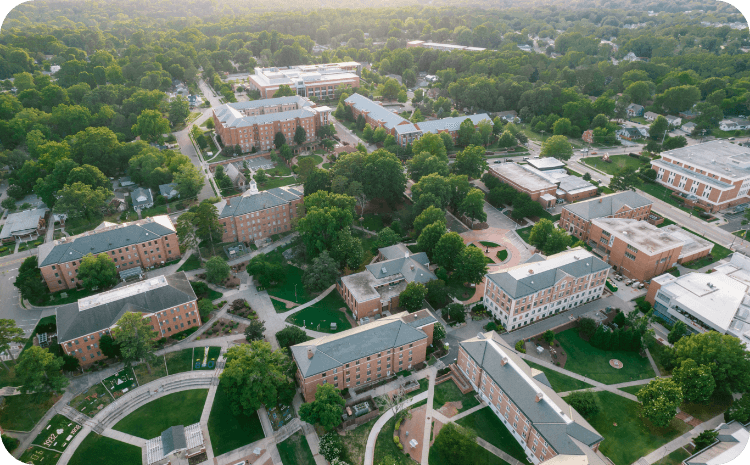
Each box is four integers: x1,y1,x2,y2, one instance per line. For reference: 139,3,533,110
307,348,314,359
226,197,231,206
501,356,508,366
599,198,602,203
410,264,415,271
535,392,544,403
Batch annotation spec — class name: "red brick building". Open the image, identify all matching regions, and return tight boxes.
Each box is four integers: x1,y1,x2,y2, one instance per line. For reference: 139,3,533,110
56,273,199,365
487,162,597,208
291,310,436,402
558,191,653,241
37,216,180,293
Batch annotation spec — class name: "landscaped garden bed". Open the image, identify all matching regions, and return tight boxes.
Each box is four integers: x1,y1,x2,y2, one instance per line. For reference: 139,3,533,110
102,368,138,399
203,318,247,339
71,383,113,416
193,346,221,369
227,299,258,319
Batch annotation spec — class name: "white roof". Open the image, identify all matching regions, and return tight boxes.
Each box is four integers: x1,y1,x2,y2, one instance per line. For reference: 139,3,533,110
505,249,597,281
661,272,747,332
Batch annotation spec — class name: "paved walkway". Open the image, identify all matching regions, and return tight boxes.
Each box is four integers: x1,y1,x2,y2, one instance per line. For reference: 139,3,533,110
477,437,526,465
637,413,726,465
363,391,430,465
101,429,147,447
645,348,662,377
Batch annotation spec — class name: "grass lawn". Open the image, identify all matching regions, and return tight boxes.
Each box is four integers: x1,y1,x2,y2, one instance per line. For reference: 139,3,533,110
374,415,419,465
638,182,698,216
194,346,221,370
555,329,655,384
177,254,202,272
271,297,294,313
567,391,692,465
68,434,142,465
286,292,352,333
207,382,265,456
525,361,593,393
445,274,476,301
322,162,332,169
429,442,509,465
133,358,168,386
432,379,480,413
0,360,19,388
32,414,82,451
456,407,531,464
407,378,430,398
340,417,377,465
496,250,508,261
70,383,113,417
258,176,297,191
0,393,58,431
581,155,646,176
618,385,645,396
653,448,691,465
265,263,312,304
268,164,292,176
277,431,316,465
361,214,385,232
680,229,731,269
479,241,500,247
165,348,194,375
298,154,324,165
41,287,99,306
516,225,532,245
112,389,208,439
19,446,63,465
680,390,733,422
140,204,169,218
64,216,102,236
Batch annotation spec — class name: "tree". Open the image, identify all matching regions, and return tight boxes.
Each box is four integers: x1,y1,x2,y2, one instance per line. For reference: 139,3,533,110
376,227,401,248
407,151,449,182
304,169,331,196
456,119,476,147
362,149,406,205
294,125,307,146
496,131,516,148
725,394,750,424
296,191,356,256
543,330,556,345
443,303,466,323
16,346,68,396
609,167,642,192
174,164,204,199
417,221,447,257
112,312,158,373
3,434,20,453
455,247,489,284
566,391,599,416
540,135,573,161
433,423,477,465
637,378,683,427
219,341,296,415
399,282,428,312
397,90,407,103
433,232,466,272
667,320,688,345
244,320,266,342
77,253,118,291
379,78,401,100
299,383,346,430
413,206,446,236
663,136,687,151
131,109,170,141
303,250,339,292
459,188,487,225
276,326,311,349
14,256,47,305
168,97,190,126
693,430,719,453
0,319,24,370
273,85,297,97
205,256,230,284
649,116,669,141
274,131,287,149
99,334,121,358
544,228,573,255
673,359,715,404
411,133,447,160
54,182,112,220
194,201,222,243
529,219,555,252
198,299,214,321
673,331,750,393
176,212,201,258
452,145,487,179
247,255,285,288
433,322,447,341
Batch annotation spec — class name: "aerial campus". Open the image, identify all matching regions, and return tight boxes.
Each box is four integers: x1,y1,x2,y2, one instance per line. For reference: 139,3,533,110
1,2,750,465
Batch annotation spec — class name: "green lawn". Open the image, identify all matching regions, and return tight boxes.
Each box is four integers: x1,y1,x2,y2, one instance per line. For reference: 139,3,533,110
638,182,698,216
567,391,692,465
102,368,138,398
140,204,169,218
31,414,82,451
645,336,673,376
112,389,208,439
680,390,733,422
555,329,655,384
516,225,532,245
194,346,221,370
277,431,316,465
479,241,500,247
407,378,430,398
41,287,99,306
496,250,508,261
19,446,63,465
258,176,297,191
680,228,731,269
64,216,102,236
525,361,593,393
581,155,646,176
429,442,509,465
286,292,352,333
653,448,691,465
361,214,385,232
297,154,324,166
268,164,292,176
0,393,58,431
165,348,194,375
444,274,476,301
0,360,19,388
68,434,142,465
618,384,645,396
133,358,168,386
322,162,333,169
432,380,480,413
207,382,265,456
456,407,531,464
265,263,312,304
70,383,113,417
271,297,294,313
374,415,419,465
177,254,202,272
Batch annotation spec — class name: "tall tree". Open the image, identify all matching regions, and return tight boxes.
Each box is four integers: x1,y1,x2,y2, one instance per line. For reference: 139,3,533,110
303,250,339,292
112,312,158,373
413,206,446,235
399,282,428,312
274,131,287,149
540,135,573,161
452,145,487,179
296,191,356,256
299,383,346,430
205,256,230,284
649,115,669,141
529,219,555,252
131,109,170,141
456,119,476,147
433,232,466,272
0,319,24,369
433,423,477,465
672,331,750,394
77,253,118,291
637,378,683,427
173,164,204,199
294,126,307,146
417,221,447,257
459,188,487,225
14,256,48,305
673,359,715,404
168,97,190,126
16,346,68,397
455,246,488,284
194,201,222,243
54,182,112,220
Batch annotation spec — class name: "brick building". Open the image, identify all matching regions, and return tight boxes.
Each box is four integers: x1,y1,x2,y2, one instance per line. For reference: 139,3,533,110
38,216,180,293
338,243,436,320
212,96,332,153
406,40,487,52
457,332,604,464
290,309,436,402
650,140,750,213
216,182,303,244
343,93,491,147
588,218,712,282
487,162,597,208
56,273,199,365
246,63,361,99
484,248,610,330
558,191,653,241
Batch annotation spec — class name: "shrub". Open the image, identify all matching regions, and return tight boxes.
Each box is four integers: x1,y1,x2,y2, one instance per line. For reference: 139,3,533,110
393,435,399,444
566,391,599,416
515,340,526,353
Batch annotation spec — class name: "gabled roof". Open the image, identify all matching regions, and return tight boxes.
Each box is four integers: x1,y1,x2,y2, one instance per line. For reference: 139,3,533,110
291,310,436,378
159,183,178,197
0,208,46,239
132,187,153,207
55,272,196,342
218,185,302,218
562,191,652,221
345,93,408,130
161,425,187,455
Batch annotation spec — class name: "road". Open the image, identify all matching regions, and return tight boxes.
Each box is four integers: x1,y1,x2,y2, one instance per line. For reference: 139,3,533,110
332,118,376,151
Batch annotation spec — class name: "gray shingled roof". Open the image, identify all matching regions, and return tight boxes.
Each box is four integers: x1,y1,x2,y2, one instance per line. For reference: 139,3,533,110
365,256,435,284
55,272,196,342
562,191,652,221
39,219,175,267
218,185,302,218
291,312,436,378
0,208,47,240
132,187,153,208
161,425,187,455
417,114,492,134
345,94,408,130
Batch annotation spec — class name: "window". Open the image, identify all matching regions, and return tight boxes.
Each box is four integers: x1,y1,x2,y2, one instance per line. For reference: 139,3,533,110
625,251,636,260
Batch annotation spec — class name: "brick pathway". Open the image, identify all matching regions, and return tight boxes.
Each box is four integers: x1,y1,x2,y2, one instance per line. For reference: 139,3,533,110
400,404,427,462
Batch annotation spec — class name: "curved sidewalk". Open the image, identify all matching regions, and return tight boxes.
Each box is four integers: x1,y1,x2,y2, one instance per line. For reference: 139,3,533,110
363,391,429,465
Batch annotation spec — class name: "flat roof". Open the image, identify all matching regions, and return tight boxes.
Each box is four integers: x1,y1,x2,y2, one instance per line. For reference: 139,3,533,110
489,163,556,192
661,272,747,332
0,208,46,239
659,225,714,259
592,218,684,255
660,140,750,180
652,159,734,189
527,158,565,171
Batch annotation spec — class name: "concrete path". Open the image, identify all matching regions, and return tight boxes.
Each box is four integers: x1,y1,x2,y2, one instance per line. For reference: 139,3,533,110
420,368,437,465
637,413,726,465
644,348,662,377
101,429,147,447
363,391,430,465
477,437,526,465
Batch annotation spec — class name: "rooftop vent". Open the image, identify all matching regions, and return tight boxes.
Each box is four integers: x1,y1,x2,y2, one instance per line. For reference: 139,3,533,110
528,269,534,274
501,356,509,366
381,267,387,274
535,392,544,403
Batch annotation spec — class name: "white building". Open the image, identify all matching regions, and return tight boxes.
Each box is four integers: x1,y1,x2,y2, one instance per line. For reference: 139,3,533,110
719,118,750,131
684,421,749,465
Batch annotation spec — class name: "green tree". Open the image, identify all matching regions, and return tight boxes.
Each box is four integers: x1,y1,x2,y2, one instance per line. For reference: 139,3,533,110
379,78,401,100
413,206,446,235
303,250,340,292
168,97,190,126
544,228,573,255
399,282,428,312
244,320,266,342
426,280,450,309
609,167,642,192
273,85,297,97
452,145,487,179
131,109,170,142
247,255,285,288
0,319,24,370
637,378,683,427
496,131,516,148
433,423,477,465
566,391,599,416
376,227,401,248
417,221,447,257
433,232,466,272
294,125,307,146
649,116,669,141
174,163,204,199
205,256,230,284
529,219,555,252
299,383,346,430
725,394,750,424
407,151,449,182
276,326,312,349
197,299,214,321
433,322,447,341
412,133,447,160
54,182,112,220
194,201,222,243
540,135,573,161
16,346,68,397
667,320,689,345
443,303,466,323
456,118,476,147
13,256,48,306
455,246,488,284
176,212,201,258
99,334,121,358
397,90,407,103
673,359,715,404
112,312,158,373
459,188,487,225
543,330,556,345
673,331,750,393
219,341,296,415
274,131,287,149
77,253,118,291
663,136,687,151
693,430,719,453
297,191,356,256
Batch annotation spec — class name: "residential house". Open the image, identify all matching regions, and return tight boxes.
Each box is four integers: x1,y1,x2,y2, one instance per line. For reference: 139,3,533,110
681,122,697,134
665,115,682,127
626,104,644,118
679,109,698,120
0,208,47,242
719,117,750,132
132,187,154,211
159,183,179,200
497,110,520,123
616,127,643,140
224,164,247,191
644,111,660,122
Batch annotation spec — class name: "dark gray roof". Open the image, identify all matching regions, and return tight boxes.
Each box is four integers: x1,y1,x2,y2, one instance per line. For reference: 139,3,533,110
365,256,435,284
345,93,408,130
524,253,546,264
563,191,652,221
218,185,301,218
132,187,153,208
39,218,175,267
161,425,186,455
55,272,196,342
291,312,436,378
532,371,552,389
